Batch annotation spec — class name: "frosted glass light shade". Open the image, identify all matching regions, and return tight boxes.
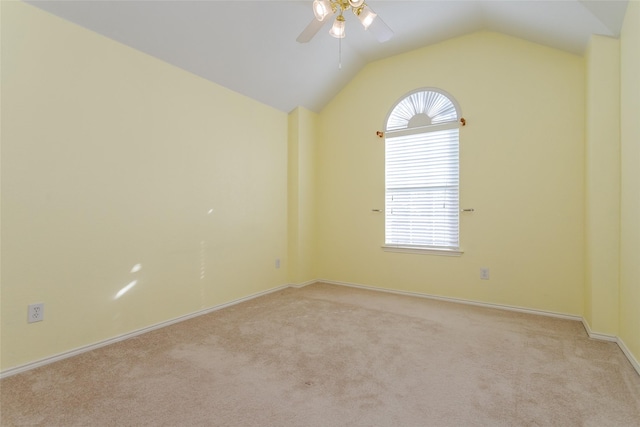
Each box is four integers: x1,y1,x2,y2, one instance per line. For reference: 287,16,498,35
329,15,346,38
313,0,331,21
348,0,365,7
358,5,377,29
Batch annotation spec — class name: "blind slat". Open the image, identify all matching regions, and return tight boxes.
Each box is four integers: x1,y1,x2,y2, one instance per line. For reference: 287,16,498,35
385,122,460,248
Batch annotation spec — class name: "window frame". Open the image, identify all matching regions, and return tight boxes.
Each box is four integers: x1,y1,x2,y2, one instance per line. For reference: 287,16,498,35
382,88,463,257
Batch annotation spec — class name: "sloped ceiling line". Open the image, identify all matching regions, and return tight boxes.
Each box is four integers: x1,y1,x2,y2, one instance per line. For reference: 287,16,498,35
26,0,629,113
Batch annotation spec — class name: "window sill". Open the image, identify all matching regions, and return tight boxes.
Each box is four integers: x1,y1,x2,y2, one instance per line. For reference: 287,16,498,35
381,245,464,257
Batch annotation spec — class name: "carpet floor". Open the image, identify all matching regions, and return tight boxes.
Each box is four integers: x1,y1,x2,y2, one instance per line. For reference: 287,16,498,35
1,283,639,426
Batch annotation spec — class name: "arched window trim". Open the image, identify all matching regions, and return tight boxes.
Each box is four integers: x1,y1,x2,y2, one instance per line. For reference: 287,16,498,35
382,88,463,256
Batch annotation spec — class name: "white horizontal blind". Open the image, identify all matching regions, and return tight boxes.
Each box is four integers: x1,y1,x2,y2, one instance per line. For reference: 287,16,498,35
385,128,459,249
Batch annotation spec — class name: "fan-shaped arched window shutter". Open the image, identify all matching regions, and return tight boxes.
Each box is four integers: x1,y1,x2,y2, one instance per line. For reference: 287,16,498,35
384,89,461,253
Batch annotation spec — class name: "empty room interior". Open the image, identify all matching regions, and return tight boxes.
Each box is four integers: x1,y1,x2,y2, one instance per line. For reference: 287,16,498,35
1,0,640,424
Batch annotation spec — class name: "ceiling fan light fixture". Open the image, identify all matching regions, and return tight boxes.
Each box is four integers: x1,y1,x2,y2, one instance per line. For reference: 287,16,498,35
357,5,377,30
329,15,346,39
298,0,392,45
313,0,332,21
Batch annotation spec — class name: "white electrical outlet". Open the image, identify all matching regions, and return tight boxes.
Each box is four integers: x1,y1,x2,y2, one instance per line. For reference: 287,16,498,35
28,303,44,323
480,268,490,280
275,258,281,269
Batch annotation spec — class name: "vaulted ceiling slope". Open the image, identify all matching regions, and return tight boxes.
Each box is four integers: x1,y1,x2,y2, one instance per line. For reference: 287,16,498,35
27,1,628,113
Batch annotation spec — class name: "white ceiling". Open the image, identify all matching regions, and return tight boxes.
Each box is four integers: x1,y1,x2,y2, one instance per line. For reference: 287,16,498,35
27,0,629,113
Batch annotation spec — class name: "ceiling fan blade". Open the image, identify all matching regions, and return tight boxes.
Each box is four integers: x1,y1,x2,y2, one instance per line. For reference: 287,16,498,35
368,15,394,43
296,12,335,43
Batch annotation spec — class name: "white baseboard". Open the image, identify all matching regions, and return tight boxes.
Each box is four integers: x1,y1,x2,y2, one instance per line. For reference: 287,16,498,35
581,318,617,342
318,279,583,321
4,279,639,379
289,279,317,289
0,283,292,379
581,319,640,375
617,337,640,376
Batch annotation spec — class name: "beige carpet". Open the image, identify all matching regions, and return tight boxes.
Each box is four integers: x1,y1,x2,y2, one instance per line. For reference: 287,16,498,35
1,283,639,426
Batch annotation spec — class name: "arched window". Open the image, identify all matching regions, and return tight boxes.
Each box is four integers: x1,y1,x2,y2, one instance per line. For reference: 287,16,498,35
384,89,461,253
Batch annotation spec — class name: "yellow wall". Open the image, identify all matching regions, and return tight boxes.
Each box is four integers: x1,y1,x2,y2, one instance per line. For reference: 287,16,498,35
619,0,640,364
287,107,319,284
316,32,586,315
3,2,637,373
1,2,288,370
584,35,620,335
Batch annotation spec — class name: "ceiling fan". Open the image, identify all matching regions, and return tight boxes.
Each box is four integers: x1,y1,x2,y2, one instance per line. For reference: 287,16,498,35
297,0,394,43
